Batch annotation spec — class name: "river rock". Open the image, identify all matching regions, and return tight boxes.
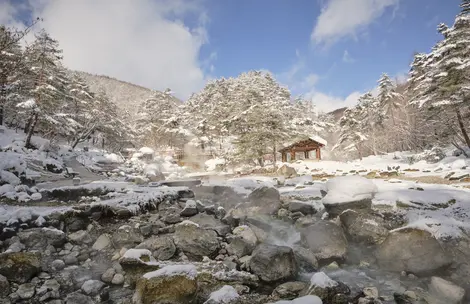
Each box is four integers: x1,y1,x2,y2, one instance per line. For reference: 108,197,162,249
134,265,198,304
119,249,160,287
111,273,124,285
0,274,9,297
81,279,106,296
92,234,111,251
111,225,143,249
17,283,36,299
375,229,452,276
68,230,93,245
250,243,297,282
0,251,41,283
135,236,176,261
322,176,377,217
300,221,348,264
273,281,307,300
247,186,282,215
101,268,116,283
227,225,258,258
189,213,231,236
180,200,198,217
292,246,319,272
18,227,66,249
277,164,297,178
65,291,94,304
288,201,317,215
427,276,465,304
174,222,220,261
339,210,389,244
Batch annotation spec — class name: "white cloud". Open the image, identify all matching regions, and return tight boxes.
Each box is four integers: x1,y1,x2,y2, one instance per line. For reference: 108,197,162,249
300,73,320,89
342,50,355,63
305,91,362,113
4,0,211,100
312,0,399,45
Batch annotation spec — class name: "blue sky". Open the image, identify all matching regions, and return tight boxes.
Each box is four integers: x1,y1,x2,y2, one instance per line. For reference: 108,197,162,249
0,0,462,111
199,0,460,110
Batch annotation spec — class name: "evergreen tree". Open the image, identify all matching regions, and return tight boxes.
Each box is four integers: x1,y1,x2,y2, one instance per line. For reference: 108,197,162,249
22,30,65,147
377,73,401,125
0,26,24,126
409,2,470,150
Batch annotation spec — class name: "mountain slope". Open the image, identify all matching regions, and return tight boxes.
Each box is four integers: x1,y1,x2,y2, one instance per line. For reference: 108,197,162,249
72,71,154,116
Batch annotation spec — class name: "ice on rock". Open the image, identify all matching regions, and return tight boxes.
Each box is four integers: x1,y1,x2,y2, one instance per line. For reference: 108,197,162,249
143,264,198,280
309,272,338,288
205,285,239,303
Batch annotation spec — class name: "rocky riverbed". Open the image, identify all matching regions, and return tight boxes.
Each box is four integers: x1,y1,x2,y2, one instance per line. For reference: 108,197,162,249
0,176,469,304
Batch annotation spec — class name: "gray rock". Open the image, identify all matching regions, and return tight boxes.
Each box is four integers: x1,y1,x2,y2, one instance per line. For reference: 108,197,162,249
65,291,94,304
81,279,106,296
92,234,111,251
17,282,35,299
300,221,348,264
247,186,282,215
174,222,220,261
250,243,298,282
18,227,66,249
68,230,93,244
6,242,24,253
427,276,465,304
189,213,231,236
64,255,78,265
65,217,88,232
323,198,372,218
162,206,183,224
288,201,317,215
0,274,10,298
180,200,198,217
292,246,319,272
339,210,389,244
0,252,41,284
111,225,143,249
111,273,124,285
227,225,258,258
139,224,153,237
37,279,61,301
273,281,307,300
375,229,452,276
101,268,116,283
135,236,176,261
51,259,66,270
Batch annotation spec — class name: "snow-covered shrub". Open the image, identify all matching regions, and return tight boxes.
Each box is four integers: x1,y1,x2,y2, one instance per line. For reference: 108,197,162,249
417,147,446,164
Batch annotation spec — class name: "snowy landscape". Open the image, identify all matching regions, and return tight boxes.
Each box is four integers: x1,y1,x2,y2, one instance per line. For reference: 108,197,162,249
1,1,470,304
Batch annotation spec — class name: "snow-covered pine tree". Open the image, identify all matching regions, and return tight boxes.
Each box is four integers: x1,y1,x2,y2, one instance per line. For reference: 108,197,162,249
409,1,470,151
333,104,368,160
377,73,402,125
0,26,24,126
22,29,65,147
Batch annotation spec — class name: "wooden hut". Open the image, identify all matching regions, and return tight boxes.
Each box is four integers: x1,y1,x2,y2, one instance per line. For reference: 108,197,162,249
279,135,327,162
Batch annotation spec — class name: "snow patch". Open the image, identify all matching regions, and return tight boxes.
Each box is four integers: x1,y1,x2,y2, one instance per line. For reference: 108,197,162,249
205,285,239,303
143,264,197,280
310,272,338,288
322,176,377,205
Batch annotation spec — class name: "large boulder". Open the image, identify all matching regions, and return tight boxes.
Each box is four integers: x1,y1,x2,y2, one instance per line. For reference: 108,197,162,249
427,276,465,304
277,164,297,178
227,225,258,258
18,227,66,250
375,228,452,276
135,236,176,261
300,221,348,265
134,265,198,304
288,201,317,216
0,252,41,284
247,186,282,215
322,176,377,217
174,221,220,261
111,225,143,248
292,246,319,272
119,249,160,287
250,243,298,283
339,210,389,244
189,213,231,236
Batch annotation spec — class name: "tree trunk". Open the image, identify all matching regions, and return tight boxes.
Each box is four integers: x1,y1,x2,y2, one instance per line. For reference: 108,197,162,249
0,71,7,126
24,113,34,133
456,107,470,149
25,112,38,148
273,145,277,168
356,144,363,160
